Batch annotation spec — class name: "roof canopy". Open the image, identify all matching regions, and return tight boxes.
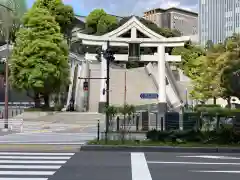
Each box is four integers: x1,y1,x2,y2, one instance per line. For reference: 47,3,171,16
77,16,190,46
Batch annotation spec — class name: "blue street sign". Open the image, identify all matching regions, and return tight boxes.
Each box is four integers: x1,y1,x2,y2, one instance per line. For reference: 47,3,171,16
140,93,158,99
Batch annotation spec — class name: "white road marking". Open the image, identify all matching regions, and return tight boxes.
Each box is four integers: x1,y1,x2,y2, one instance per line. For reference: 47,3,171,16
0,142,85,145
131,153,152,180
190,170,240,173
0,171,55,175
0,160,66,164
0,156,71,159
0,165,61,169
0,178,47,180
178,155,240,160
0,152,75,156
148,161,240,165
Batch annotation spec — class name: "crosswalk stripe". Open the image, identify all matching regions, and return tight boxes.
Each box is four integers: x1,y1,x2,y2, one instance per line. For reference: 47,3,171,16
0,152,74,156
0,160,66,164
0,178,47,180
0,151,75,179
0,156,71,160
0,165,61,169
0,171,55,175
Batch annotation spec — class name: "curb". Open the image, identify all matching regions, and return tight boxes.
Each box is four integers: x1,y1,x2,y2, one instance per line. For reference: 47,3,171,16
0,144,82,152
81,145,240,153
0,142,85,145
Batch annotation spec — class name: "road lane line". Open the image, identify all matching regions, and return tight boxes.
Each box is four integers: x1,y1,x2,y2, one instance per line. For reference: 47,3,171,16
0,171,55,175
0,160,66,164
178,155,240,160
190,170,240,173
0,178,47,180
0,165,61,169
0,156,71,159
148,161,240,165
131,153,152,180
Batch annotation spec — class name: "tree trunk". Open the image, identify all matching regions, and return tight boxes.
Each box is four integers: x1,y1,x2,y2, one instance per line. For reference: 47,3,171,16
213,97,217,104
227,97,231,109
34,93,41,108
43,93,50,108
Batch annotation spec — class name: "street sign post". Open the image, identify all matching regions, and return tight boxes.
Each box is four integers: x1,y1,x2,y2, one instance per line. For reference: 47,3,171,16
140,93,158,99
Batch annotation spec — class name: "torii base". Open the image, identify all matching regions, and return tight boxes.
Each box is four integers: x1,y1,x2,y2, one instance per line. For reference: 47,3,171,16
98,102,106,113
157,102,168,131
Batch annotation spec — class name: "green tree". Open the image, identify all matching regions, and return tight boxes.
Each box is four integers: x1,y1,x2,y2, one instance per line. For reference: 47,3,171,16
171,41,205,77
219,34,240,100
96,14,118,35
9,7,70,107
172,41,227,102
33,0,74,43
85,9,118,35
205,40,214,51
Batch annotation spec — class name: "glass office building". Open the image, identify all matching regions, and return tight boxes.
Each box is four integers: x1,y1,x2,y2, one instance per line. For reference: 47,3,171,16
199,0,240,46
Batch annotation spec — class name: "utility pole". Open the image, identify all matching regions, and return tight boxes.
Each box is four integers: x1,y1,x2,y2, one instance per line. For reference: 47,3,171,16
124,70,127,105
95,41,115,142
0,4,13,130
105,41,110,140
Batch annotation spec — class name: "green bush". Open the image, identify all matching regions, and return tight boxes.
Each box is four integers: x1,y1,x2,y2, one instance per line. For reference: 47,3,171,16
25,105,62,112
146,129,204,142
194,105,240,117
205,127,240,144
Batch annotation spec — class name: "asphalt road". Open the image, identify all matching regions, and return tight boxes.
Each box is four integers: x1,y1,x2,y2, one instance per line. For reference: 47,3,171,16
50,151,240,180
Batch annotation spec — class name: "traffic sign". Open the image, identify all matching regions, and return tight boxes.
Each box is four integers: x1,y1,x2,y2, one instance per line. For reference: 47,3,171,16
140,93,158,99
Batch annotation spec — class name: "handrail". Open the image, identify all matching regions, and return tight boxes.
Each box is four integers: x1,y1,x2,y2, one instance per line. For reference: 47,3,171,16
145,63,173,110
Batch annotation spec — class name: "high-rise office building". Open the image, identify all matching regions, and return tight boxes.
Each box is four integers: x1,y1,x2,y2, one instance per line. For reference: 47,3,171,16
143,7,198,36
199,0,240,46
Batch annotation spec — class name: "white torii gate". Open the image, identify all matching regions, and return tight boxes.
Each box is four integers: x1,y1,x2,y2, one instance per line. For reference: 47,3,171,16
77,16,189,118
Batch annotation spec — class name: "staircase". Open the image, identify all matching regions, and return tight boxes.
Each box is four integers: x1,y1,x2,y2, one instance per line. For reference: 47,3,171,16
87,61,185,112
110,67,157,106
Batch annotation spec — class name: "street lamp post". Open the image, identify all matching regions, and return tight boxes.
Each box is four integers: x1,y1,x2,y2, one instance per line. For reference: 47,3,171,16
0,3,13,130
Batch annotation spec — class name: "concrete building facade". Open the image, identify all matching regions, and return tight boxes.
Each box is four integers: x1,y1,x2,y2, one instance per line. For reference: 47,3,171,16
143,7,198,36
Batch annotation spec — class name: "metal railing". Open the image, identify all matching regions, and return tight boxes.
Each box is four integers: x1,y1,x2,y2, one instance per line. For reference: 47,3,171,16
0,118,23,132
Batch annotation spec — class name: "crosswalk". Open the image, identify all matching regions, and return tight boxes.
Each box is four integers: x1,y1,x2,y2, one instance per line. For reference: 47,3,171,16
0,152,75,179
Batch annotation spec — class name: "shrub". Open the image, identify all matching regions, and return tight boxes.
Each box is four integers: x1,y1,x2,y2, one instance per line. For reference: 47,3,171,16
146,129,203,142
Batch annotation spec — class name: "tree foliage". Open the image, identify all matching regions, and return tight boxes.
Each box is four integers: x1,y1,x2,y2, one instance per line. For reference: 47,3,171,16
85,9,118,35
33,0,74,42
177,33,240,103
0,5,21,44
9,7,70,107
219,33,240,99
172,41,205,78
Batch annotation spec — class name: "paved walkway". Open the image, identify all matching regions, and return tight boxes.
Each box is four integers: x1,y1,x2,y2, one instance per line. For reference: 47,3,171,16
0,131,97,144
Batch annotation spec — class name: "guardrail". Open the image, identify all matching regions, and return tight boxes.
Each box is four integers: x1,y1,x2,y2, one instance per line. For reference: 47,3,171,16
0,119,23,132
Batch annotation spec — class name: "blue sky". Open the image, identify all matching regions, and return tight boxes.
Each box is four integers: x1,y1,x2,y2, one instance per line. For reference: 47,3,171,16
26,0,198,17
26,0,86,15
